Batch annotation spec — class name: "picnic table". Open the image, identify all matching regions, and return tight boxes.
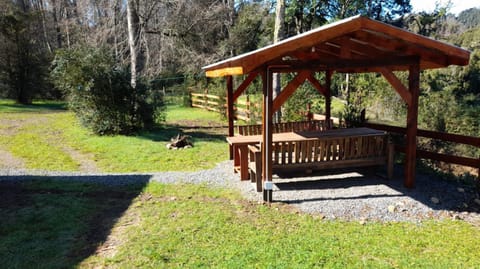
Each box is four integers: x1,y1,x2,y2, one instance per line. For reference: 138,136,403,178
226,127,390,181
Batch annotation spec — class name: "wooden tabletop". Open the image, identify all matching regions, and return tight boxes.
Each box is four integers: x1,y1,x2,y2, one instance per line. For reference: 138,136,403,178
226,127,385,145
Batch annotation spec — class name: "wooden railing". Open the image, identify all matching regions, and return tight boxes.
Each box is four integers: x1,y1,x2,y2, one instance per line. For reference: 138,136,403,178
237,120,332,136
191,92,223,112
363,122,480,176
235,95,260,123
191,92,261,122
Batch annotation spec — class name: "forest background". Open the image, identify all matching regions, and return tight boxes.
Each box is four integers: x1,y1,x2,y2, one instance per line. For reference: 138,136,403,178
0,0,478,168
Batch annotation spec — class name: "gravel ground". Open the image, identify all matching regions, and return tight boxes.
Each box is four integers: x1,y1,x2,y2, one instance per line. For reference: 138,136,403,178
1,161,479,223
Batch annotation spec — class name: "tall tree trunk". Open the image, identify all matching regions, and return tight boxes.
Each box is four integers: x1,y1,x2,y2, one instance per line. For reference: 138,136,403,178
127,0,143,89
112,0,119,59
64,6,71,48
52,0,62,48
272,0,285,123
37,0,52,53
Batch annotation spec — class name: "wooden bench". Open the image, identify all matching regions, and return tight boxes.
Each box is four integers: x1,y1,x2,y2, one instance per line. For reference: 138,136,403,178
237,120,332,136
248,131,394,192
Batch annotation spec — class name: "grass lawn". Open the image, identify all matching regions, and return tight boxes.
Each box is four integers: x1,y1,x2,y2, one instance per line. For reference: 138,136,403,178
2,100,480,268
1,179,479,268
0,100,228,172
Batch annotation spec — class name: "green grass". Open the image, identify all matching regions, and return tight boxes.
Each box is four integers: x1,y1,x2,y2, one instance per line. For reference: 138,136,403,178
166,104,225,126
0,99,67,113
0,101,228,172
1,179,479,268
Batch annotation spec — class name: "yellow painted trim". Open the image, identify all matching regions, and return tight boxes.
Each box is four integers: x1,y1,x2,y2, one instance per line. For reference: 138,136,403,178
205,67,244,77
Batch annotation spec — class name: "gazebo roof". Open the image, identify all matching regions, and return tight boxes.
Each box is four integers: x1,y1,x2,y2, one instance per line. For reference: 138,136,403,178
203,15,470,77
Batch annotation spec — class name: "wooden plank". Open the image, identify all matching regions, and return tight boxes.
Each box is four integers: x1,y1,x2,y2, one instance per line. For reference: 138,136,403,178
206,100,219,106
359,17,470,66
206,66,243,78
205,94,221,99
395,146,480,168
272,157,387,171
417,129,480,147
325,70,332,129
275,142,281,164
227,76,234,159
380,67,412,105
287,141,293,164
272,71,309,113
262,69,273,202
348,30,450,68
306,73,327,96
344,137,351,160
233,72,260,101
405,63,420,188
313,140,319,162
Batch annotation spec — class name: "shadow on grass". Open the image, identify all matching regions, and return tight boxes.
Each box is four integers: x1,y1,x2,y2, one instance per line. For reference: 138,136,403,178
0,175,150,268
273,166,480,214
138,125,227,143
0,102,67,113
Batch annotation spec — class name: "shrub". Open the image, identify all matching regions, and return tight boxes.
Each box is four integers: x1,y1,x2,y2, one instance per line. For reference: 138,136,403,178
51,46,164,135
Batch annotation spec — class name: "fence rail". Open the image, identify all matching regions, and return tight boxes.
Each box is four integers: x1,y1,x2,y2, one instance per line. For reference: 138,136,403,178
191,92,260,122
191,92,222,112
363,122,480,176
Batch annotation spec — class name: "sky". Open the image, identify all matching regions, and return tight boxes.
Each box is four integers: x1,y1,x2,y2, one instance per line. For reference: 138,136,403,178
410,0,480,15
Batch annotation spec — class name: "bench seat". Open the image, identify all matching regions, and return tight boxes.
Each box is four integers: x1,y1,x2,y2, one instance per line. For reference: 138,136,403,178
248,134,394,192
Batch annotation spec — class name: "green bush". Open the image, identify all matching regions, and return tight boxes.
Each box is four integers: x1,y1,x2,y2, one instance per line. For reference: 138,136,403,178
51,46,164,135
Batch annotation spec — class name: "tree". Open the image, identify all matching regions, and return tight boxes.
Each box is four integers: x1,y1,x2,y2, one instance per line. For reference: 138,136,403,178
457,8,480,30
127,0,143,88
51,46,165,135
272,0,286,122
0,0,52,104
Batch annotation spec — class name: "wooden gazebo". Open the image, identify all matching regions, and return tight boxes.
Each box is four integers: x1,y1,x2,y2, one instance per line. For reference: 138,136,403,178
203,15,470,200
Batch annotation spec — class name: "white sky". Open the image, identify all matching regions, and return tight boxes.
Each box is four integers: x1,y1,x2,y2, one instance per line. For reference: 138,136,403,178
410,0,480,15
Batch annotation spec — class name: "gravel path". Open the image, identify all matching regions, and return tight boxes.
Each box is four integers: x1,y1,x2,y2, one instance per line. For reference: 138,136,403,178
1,161,479,223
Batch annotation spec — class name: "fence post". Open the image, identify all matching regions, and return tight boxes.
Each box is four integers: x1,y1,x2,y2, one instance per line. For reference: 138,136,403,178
246,95,250,122
204,89,208,109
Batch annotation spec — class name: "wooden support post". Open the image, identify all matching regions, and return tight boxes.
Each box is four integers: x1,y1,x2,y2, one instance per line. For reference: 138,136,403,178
226,76,234,160
262,69,273,202
405,63,420,188
325,70,333,129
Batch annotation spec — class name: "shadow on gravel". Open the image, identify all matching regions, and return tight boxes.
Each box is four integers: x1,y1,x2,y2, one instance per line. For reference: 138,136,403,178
0,174,151,268
273,166,480,215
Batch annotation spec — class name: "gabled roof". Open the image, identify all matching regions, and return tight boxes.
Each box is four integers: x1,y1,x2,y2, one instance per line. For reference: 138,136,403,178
203,15,470,77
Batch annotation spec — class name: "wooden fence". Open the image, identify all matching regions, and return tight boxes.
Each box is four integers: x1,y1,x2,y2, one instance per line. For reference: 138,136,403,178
191,92,223,112
234,95,260,122
191,92,260,122
363,122,480,177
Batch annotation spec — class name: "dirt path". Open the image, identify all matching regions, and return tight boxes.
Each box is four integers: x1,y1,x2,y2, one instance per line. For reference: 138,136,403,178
0,148,25,170
60,145,100,173
1,113,100,173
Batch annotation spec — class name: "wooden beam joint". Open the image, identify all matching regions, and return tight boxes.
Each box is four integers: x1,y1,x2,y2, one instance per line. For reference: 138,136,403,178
272,71,309,113
380,67,412,105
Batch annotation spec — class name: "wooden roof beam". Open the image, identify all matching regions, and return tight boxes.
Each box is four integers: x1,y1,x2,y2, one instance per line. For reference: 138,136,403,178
272,55,420,71
206,66,244,78
306,73,328,96
349,30,450,67
330,36,391,59
232,71,259,101
272,71,309,113
380,67,412,105
359,17,470,65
